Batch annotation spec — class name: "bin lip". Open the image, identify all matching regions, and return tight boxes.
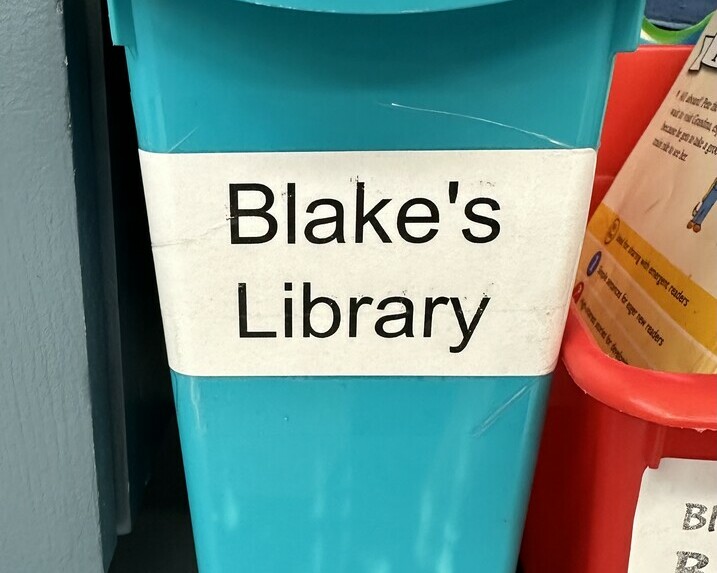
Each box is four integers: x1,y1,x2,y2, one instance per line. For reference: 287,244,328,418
229,0,511,15
561,306,717,431
641,13,715,45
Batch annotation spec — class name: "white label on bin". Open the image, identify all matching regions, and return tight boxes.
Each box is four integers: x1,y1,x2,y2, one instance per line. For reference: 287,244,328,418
139,149,595,377
628,458,717,573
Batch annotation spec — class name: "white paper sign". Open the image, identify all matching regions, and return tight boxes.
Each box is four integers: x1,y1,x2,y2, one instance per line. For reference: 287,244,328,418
629,458,717,573
139,149,595,377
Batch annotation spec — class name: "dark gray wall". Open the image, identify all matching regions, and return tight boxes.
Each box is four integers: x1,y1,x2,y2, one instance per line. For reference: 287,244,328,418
0,0,116,570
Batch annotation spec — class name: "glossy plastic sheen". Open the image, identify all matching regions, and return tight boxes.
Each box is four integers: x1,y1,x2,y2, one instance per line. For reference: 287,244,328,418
521,46,717,573
106,0,644,570
229,0,512,14
521,360,716,573
173,373,550,572
109,0,645,153
563,311,717,430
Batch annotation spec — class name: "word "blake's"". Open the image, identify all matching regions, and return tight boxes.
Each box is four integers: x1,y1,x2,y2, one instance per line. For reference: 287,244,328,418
238,282,491,354
229,180,501,245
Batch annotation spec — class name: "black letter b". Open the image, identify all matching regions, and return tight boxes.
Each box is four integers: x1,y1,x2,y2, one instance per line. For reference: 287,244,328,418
675,551,710,572
230,183,278,244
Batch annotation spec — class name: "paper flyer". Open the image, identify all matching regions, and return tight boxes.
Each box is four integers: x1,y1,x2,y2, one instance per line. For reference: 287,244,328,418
572,17,717,373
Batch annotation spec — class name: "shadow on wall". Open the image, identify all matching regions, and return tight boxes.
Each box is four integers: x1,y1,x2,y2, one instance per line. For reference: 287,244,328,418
109,420,198,573
100,0,174,534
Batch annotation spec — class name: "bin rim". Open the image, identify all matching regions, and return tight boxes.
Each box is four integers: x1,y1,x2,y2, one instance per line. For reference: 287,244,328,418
641,13,715,45
228,0,512,15
561,306,717,431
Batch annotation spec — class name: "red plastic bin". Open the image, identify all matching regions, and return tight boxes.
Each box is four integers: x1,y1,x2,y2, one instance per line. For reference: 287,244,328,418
520,45,717,573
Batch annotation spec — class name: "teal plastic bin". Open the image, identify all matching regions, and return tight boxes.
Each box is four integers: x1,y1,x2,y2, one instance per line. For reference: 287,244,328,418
108,1,644,571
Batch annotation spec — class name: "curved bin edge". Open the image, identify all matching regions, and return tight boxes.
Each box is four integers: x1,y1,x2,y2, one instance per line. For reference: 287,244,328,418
561,306,717,431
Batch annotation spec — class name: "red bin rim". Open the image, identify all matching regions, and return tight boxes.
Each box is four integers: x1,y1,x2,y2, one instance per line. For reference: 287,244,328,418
561,306,717,431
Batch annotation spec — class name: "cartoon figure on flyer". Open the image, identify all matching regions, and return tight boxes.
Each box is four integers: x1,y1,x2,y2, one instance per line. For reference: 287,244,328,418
687,177,717,233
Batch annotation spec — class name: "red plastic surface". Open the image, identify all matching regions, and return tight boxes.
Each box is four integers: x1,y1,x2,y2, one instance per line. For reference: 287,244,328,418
562,310,716,430
520,45,717,573
589,46,692,218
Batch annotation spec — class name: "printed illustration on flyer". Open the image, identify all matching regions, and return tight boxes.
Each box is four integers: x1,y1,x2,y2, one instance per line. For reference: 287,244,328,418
687,177,717,232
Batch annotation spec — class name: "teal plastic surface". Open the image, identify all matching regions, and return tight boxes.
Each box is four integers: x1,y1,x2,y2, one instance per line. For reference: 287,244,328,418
173,372,551,573
229,0,512,14
108,0,644,570
109,0,645,153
